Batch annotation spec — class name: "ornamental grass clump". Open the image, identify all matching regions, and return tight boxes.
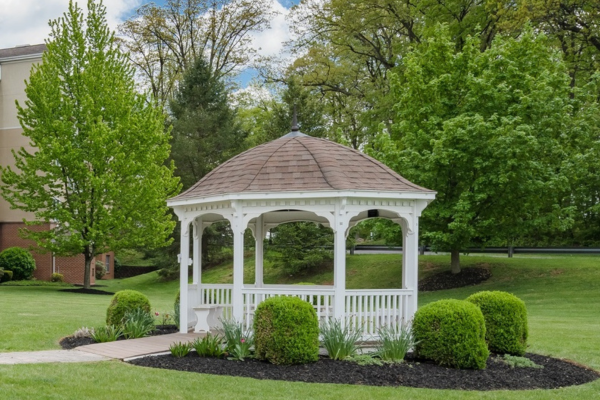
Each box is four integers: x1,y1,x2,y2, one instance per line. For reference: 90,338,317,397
320,318,362,360
192,333,225,358
413,299,489,369
466,291,528,356
106,290,151,326
122,308,155,339
376,323,417,363
254,296,319,365
169,341,191,358
91,325,122,343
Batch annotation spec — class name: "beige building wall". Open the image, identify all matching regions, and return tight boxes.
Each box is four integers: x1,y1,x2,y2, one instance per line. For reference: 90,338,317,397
0,57,40,222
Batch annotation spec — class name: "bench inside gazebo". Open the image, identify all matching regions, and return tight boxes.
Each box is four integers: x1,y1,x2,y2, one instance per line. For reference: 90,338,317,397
167,126,435,340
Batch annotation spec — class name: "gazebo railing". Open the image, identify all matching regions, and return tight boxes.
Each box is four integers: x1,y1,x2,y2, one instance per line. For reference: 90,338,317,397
191,284,414,338
344,289,413,339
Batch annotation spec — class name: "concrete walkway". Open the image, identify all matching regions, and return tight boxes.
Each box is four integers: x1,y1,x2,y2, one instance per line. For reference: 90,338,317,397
0,350,110,364
0,332,205,364
76,332,204,360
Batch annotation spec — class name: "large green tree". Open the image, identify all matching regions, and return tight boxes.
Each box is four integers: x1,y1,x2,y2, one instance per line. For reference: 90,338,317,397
0,0,180,288
372,26,580,273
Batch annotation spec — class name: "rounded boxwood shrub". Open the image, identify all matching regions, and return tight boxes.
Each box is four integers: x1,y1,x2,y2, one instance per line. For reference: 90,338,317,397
254,296,319,365
466,291,528,356
0,247,36,280
413,299,489,369
106,290,151,326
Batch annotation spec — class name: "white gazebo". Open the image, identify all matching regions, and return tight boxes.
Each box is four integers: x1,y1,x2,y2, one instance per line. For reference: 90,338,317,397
167,127,435,339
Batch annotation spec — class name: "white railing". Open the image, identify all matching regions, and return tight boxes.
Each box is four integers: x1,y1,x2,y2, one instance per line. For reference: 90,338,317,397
241,286,335,329
199,284,233,320
344,289,413,339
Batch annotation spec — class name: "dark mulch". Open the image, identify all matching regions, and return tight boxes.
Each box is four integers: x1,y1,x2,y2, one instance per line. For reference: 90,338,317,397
59,325,179,349
419,266,492,292
59,287,114,295
127,352,598,391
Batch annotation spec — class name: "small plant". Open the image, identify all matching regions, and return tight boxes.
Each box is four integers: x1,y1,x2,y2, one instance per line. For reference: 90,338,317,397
169,341,191,358
192,333,225,358
347,354,384,366
502,354,543,369
51,273,64,283
91,325,122,343
320,318,362,360
106,290,151,326
174,291,180,329
154,310,174,326
0,247,36,280
376,323,417,363
72,327,94,338
222,318,254,361
122,308,155,339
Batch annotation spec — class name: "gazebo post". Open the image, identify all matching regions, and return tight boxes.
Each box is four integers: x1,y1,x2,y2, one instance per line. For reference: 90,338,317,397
232,203,245,322
192,218,202,286
403,217,420,321
333,200,348,320
254,215,264,288
179,220,190,333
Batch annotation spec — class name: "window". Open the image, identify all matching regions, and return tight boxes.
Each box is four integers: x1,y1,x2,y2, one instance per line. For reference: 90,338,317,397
105,255,110,273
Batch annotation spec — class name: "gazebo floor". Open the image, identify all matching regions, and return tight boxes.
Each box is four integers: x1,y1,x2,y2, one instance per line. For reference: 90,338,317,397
75,332,205,360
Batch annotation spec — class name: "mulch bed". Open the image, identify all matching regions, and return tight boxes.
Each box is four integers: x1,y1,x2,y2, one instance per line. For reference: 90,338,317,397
59,287,114,295
127,352,598,391
59,325,179,349
419,266,491,292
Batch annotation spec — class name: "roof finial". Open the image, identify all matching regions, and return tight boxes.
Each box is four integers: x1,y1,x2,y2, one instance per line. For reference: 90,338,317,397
291,105,299,132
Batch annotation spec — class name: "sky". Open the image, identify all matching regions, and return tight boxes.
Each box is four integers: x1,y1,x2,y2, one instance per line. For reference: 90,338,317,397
0,0,298,86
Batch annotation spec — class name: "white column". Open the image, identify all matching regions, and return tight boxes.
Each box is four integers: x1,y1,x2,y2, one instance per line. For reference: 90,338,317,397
179,220,190,333
192,219,202,285
403,218,419,321
254,215,264,288
333,200,348,320
232,203,245,322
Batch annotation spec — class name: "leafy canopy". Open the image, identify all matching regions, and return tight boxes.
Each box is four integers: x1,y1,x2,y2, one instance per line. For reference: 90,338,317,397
0,0,180,288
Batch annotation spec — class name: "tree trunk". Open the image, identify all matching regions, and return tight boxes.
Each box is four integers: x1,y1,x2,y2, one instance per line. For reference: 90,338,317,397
451,249,461,274
83,253,92,289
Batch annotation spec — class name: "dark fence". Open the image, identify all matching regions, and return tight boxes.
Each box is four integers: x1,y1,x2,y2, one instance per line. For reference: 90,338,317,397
353,245,600,257
114,265,159,279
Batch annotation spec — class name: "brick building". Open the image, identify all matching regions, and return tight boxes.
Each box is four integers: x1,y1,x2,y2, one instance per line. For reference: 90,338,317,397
0,44,113,284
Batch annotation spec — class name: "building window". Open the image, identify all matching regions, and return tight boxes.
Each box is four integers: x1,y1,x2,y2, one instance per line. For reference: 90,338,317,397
105,255,110,273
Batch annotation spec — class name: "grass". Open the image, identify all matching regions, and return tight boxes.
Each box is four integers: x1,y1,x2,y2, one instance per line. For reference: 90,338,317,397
1,253,599,398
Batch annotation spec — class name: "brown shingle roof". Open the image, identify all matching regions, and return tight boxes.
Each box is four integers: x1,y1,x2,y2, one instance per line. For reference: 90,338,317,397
0,44,46,60
170,133,433,201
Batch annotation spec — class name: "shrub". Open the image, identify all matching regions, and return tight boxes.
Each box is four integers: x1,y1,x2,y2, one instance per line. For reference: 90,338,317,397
320,318,362,360
0,247,36,280
106,290,151,326
51,273,64,283
0,270,12,283
254,296,319,365
95,261,106,279
466,291,528,356
413,299,489,369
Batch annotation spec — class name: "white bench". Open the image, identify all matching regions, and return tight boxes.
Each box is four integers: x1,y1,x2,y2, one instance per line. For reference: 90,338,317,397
192,305,224,333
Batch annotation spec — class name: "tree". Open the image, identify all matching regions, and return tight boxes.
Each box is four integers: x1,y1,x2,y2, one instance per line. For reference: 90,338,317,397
0,0,180,289
372,26,578,273
169,56,246,189
119,0,276,104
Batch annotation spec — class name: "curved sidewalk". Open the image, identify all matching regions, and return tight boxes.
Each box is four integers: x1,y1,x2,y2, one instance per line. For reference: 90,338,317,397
0,332,204,364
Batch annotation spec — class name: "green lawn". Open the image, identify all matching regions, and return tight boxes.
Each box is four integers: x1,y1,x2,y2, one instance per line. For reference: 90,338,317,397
1,253,599,398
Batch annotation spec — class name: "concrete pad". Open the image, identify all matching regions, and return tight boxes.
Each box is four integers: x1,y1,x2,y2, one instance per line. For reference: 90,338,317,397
0,350,110,365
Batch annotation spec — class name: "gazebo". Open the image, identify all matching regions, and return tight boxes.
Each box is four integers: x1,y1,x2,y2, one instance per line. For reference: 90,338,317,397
167,125,435,339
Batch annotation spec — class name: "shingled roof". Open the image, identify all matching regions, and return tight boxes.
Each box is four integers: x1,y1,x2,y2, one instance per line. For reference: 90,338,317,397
0,44,46,60
170,132,433,202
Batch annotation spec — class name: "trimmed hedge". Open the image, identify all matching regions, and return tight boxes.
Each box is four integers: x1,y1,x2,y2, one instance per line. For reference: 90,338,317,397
0,247,36,281
413,299,489,369
51,273,64,283
466,291,528,356
106,290,151,326
254,296,319,365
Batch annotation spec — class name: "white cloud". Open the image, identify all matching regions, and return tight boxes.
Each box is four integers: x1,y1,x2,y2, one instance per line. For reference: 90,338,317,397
250,0,291,58
0,0,141,50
